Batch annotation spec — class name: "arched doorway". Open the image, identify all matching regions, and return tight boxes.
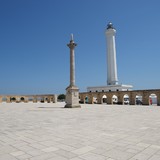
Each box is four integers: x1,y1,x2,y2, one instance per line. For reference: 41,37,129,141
10,97,16,102
123,94,129,105
40,97,45,103
149,94,157,106
135,95,143,105
28,97,33,102
20,97,25,102
102,95,107,104
79,96,84,104
112,95,118,104
84,96,89,104
2,97,7,102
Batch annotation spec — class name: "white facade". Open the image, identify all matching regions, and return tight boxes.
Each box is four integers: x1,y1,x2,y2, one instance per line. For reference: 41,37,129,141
87,84,133,92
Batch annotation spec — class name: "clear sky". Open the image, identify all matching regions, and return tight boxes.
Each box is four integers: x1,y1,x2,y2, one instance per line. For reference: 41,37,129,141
0,0,160,95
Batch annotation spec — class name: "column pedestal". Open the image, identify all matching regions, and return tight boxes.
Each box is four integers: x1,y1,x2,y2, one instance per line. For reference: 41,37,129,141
65,85,81,108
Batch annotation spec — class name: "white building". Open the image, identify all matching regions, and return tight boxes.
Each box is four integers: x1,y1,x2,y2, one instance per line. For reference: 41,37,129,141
87,23,133,92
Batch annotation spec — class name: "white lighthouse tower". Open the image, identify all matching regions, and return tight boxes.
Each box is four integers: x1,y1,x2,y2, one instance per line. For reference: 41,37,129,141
105,22,118,85
87,22,133,92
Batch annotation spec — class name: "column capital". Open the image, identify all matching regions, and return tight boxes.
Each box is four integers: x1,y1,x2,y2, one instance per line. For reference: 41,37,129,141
67,40,77,49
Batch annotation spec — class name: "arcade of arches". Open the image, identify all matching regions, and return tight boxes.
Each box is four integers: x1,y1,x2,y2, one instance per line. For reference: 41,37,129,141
79,89,160,106
0,95,57,103
1,90,160,106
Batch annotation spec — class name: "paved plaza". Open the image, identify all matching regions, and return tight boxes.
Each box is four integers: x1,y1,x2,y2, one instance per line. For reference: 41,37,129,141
0,103,160,160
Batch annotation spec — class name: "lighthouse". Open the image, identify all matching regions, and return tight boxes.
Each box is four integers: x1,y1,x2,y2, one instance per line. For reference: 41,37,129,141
87,22,133,92
105,22,118,85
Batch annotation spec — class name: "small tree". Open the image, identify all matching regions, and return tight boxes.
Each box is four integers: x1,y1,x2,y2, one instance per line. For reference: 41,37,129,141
58,94,66,101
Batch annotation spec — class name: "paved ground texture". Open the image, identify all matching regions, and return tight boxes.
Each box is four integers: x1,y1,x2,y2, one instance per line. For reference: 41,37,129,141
0,102,160,160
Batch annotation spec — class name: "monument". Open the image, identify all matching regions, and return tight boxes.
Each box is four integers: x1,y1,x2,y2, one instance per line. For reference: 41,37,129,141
87,22,133,92
65,34,81,108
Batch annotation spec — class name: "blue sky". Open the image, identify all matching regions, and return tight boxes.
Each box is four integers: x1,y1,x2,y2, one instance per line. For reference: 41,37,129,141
0,0,160,95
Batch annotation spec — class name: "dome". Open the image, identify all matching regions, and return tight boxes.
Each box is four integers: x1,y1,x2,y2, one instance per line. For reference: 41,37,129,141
107,22,114,29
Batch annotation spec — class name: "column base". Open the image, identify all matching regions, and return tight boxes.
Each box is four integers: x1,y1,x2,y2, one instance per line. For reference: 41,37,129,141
64,104,81,108
64,85,81,108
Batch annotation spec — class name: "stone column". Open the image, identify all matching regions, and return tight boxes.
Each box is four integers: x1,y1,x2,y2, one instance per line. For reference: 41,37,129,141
107,95,112,104
65,34,81,108
53,95,57,103
97,96,102,104
6,96,10,103
33,96,37,103
129,92,135,105
88,95,92,104
68,34,76,86
142,91,149,105
118,94,123,105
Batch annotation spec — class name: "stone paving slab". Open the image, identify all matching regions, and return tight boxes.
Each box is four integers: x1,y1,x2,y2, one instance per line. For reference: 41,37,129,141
0,102,160,160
